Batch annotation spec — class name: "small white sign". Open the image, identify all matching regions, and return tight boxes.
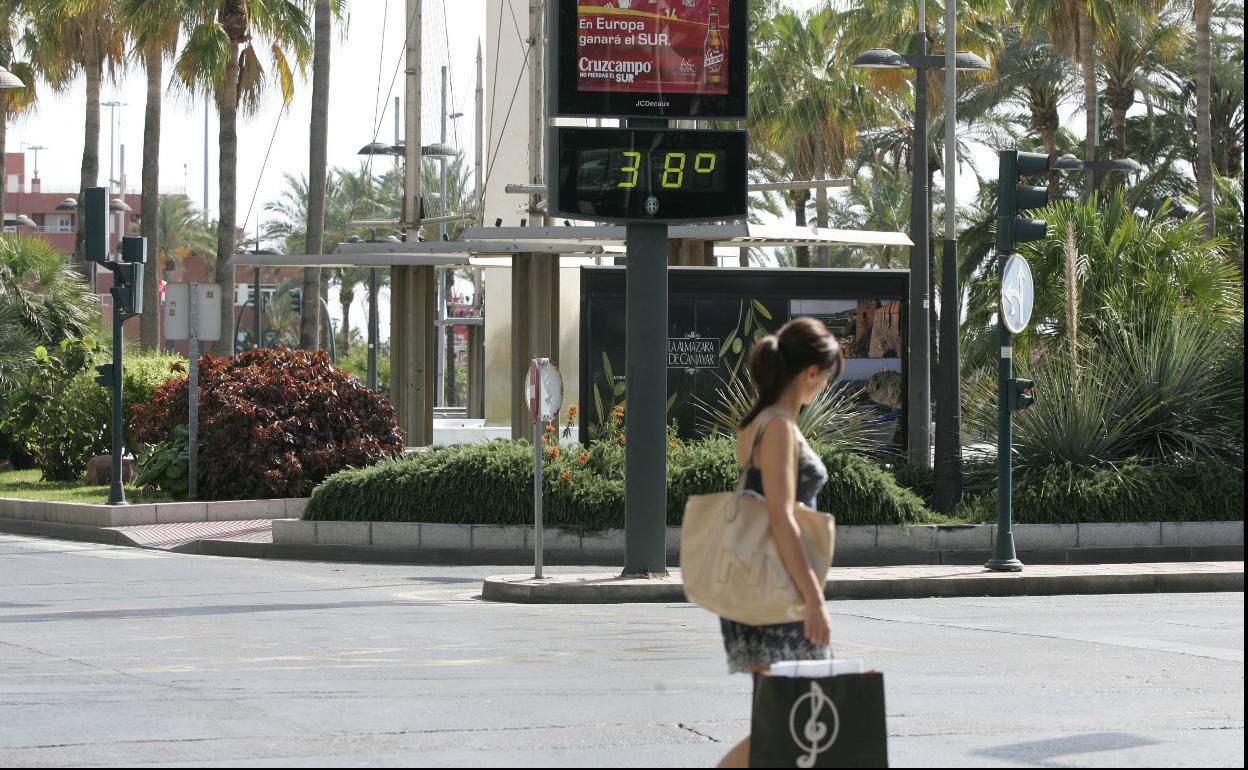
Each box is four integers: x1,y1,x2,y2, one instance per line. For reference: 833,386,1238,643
1000,254,1034,334
164,283,223,341
525,359,564,423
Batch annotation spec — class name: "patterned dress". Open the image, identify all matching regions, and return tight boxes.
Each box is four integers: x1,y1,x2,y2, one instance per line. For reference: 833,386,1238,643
720,431,832,674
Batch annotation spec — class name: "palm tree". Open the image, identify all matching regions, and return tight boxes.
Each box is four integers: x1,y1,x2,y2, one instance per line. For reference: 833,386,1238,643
1,1,37,220
334,265,368,354
1101,4,1188,161
750,4,877,267
28,0,126,271
960,26,1073,197
0,233,100,384
121,0,190,350
155,193,216,273
1017,0,1152,199
825,162,911,268
299,0,332,351
174,0,312,354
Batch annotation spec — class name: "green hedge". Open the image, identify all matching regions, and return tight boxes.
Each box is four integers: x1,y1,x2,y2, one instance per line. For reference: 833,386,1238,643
305,438,933,528
954,459,1245,523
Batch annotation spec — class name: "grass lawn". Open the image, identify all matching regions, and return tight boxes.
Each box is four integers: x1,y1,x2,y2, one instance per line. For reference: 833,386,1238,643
0,469,171,504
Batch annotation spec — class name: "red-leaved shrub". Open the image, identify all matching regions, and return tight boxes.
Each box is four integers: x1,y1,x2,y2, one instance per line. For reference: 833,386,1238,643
132,348,403,499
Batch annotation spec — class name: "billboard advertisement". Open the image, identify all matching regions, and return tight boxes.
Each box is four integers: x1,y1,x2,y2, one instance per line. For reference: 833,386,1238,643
580,267,910,447
575,0,730,96
550,0,748,119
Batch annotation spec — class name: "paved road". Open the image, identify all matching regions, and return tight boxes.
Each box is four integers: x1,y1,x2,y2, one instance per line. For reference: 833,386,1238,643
0,533,1242,767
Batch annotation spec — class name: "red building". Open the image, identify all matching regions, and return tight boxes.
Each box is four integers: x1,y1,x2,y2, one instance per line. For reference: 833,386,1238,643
3,152,141,258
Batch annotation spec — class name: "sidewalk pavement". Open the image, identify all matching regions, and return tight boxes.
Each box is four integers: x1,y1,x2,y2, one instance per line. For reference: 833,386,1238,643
482,561,1244,603
1,514,1241,602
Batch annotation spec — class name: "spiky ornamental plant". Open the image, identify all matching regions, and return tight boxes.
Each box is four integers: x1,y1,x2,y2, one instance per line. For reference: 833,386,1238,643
694,370,887,456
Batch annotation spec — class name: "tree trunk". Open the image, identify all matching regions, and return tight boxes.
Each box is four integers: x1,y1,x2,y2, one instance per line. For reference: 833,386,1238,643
215,47,240,356
815,185,829,266
301,0,332,349
1195,0,1215,238
0,111,8,219
76,51,103,273
444,268,455,406
140,48,163,350
1042,126,1060,201
793,190,810,268
339,285,352,354
1078,5,1098,200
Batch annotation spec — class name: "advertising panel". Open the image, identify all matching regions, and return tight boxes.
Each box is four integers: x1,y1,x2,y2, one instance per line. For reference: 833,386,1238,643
580,268,910,447
550,0,748,119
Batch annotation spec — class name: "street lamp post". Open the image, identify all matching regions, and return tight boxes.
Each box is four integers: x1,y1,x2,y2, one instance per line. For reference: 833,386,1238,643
853,43,989,470
102,101,126,193
28,144,46,181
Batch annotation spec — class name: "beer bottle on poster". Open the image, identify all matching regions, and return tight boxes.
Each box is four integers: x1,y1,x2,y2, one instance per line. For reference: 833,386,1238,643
704,3,724,88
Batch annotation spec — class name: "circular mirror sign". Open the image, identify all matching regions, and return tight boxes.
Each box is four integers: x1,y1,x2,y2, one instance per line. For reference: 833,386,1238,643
1000,254,1035,334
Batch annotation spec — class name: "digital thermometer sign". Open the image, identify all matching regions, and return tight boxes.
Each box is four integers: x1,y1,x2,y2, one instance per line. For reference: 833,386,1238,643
549,127,747,223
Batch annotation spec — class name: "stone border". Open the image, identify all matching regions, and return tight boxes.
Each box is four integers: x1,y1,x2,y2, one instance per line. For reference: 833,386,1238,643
274,520,1243,565
0,496,308,527
481,565,1246,604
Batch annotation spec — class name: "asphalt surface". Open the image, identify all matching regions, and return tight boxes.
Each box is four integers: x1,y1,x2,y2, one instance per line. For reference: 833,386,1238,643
0,533,1243,767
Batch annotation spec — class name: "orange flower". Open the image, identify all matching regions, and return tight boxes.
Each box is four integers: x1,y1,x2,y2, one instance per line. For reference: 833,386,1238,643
548,446,562,460
559,468,573,484
616,434,627,445
567,405,578,419
577,452,590,465
541,434,550,446
669,442,679,449
545,424,557,433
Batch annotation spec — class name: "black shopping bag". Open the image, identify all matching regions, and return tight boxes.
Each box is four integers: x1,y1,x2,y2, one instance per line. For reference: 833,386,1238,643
749,671,889,768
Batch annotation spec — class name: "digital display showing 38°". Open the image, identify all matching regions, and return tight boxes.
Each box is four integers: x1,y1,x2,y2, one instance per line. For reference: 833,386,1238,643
576,148,727,193
549,127,747,223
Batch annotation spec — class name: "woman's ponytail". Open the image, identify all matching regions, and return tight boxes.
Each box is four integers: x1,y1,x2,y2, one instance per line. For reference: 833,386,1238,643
738,316,844,429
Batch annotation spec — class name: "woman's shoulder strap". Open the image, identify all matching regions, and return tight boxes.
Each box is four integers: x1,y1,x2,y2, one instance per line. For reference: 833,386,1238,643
746,413,797,470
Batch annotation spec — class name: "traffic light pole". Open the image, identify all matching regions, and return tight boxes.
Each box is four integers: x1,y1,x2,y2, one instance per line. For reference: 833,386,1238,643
987,310,1022,571
108,292,127,505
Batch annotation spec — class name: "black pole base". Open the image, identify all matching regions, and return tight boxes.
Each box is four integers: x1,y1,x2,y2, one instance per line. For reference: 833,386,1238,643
985,558,1024,572
108,482,127,506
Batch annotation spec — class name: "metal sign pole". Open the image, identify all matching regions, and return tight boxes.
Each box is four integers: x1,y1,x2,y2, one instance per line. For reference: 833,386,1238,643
188,284,200,500
531,359,544,579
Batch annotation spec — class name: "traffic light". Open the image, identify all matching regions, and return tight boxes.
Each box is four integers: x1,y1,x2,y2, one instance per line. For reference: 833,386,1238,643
290,287,303,315
996,150,1052,254
95,363,115,389
1008,378,1035,411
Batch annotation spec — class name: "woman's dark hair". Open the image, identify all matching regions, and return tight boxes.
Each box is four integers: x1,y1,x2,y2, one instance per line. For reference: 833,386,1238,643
739,316,844,429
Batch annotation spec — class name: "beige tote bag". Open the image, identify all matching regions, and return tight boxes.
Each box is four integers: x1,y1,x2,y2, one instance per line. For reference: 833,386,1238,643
680,419,836,626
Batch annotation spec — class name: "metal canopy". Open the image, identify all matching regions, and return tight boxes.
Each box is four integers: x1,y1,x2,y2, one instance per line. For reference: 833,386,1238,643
226,240,606,268
459,223,913,248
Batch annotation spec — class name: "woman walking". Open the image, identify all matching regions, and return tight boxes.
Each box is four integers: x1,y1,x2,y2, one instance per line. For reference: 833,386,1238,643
717,316,844,769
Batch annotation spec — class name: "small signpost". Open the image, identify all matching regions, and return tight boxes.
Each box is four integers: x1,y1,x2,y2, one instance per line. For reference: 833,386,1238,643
546,0,749,576
526,358,563,579
165,283,222,500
